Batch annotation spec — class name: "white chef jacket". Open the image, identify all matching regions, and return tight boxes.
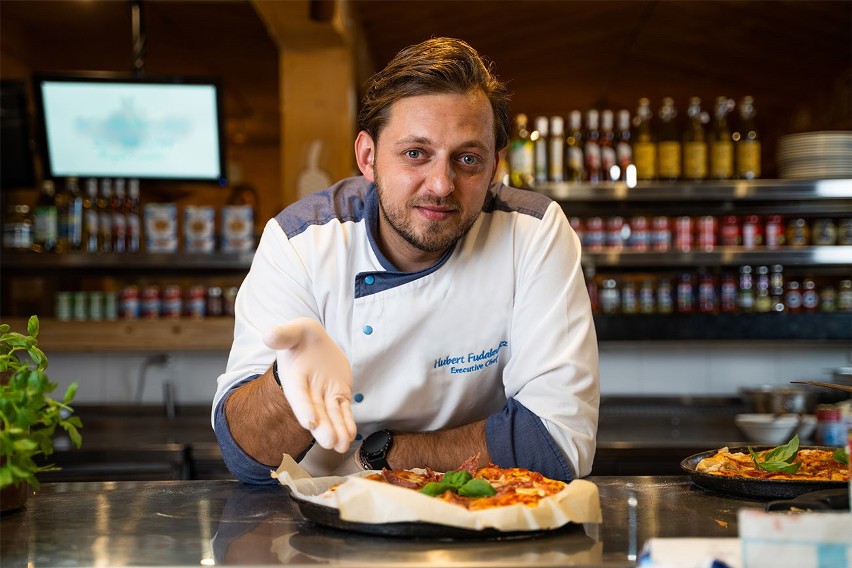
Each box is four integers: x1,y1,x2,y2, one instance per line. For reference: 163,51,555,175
213,176,599,481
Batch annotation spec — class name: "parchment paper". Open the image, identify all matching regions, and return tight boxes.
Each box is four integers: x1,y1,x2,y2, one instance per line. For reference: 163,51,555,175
272,454,602,532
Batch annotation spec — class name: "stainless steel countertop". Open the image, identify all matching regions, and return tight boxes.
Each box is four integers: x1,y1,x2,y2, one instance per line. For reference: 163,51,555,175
1,477,764,567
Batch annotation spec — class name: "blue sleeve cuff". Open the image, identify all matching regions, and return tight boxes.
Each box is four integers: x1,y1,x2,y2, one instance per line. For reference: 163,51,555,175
213,376,279,485
485,398,575,482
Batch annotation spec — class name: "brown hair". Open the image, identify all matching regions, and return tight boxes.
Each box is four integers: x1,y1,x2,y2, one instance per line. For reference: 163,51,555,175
357,37,511,151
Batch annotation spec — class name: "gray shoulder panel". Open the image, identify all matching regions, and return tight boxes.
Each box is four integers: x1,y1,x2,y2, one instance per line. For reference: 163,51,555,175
274,177,372,239
483,182,552,220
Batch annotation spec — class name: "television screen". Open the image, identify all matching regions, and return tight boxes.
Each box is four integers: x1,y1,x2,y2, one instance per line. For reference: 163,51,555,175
33,73,227,184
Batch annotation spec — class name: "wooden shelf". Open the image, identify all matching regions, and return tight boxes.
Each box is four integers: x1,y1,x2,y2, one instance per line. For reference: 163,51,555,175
4,318,235,352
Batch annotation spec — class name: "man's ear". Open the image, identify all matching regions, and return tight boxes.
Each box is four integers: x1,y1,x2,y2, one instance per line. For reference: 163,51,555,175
354,131,377,182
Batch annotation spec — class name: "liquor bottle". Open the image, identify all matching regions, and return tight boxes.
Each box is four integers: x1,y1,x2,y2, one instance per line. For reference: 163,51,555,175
632,98,656,181
709,96,734,179
734,96,761,179
549,116,565,183
738,265,754,313
3,204,32,250
600,110,617,182
32,180,58,253
97,178,112,253
126,179,141,253
111,178,127,253
83,178,99,254
656,97,681,181
57,176,83,253
533,116,548,185
770,264,786,312
565,110,585,182
584,109,602,183
615,109,634,183
754,265,772,312
682,97,708,181
509,113,534,188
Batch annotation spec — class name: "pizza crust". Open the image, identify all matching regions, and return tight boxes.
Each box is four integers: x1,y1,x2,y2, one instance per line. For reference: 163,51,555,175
272,454,602,532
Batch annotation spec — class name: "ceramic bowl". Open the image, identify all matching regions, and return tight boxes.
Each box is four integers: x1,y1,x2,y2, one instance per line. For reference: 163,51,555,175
735,413,803,445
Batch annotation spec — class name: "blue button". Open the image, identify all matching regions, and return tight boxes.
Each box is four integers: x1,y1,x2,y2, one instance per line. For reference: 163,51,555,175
365,275,375,285
353,393,364,403
363,325,373,335
355,433,363,441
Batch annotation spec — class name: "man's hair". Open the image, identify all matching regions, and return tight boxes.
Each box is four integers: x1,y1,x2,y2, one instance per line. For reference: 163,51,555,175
357,37,511,151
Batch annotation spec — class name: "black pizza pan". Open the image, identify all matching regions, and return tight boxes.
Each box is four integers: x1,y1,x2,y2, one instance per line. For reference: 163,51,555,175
680,445,847,501
291,494,578,540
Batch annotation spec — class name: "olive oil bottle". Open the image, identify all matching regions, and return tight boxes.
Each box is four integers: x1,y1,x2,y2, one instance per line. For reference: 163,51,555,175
734,96,761,179
509,113,534,188
565,110,585,182
709,96,734,179
682,97,708,181
632,98,656,181
656,97,681,182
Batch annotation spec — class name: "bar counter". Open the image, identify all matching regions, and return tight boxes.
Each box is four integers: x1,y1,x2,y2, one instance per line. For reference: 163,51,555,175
1,477,763,567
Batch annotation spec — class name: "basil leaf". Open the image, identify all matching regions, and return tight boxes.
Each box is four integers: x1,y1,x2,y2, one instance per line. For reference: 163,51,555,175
755,460,802,474
420,482,450,496
832,448,849,466
760,434,800,463
457,478,497,498
442,470,472,488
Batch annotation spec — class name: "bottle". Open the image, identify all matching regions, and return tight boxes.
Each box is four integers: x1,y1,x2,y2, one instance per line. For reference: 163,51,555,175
3,204,33,250
633,98,657,181
600,278,620,315
698,272,717,314
548,116,565,183
621,279,638,315
657,97,681,181
126,179,141,253
533,116,549,185
111,179,127,253
32,180,58,253
838,280,852,312
785,280,802,313
615,109,634,183
584,109,602,183
565,110,585,182
83,178,99,254
709,96,734,179
801,278,819,312
600,109,617,182
676,272,694,313
734,96,761,179
509,113,534,189
57,176,83,253
656,277,673,314
639,278,656,314
738,265,754,313
770,264,786,312
754,266,772,313
720,272,738,313
682,97,707,181
97,179,112,253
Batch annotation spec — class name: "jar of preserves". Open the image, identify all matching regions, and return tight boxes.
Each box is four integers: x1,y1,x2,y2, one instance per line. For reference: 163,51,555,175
801,278,819,312
621,280,638,314
786,218,809,247
764,215,785,249
651,216,671,251
697,215,717,250
837,218,852,245
838,280,852,312
819,285,837,312
628,216,649,251
785,280,803,313
639,279,656,314
674,216,693,252
586,217,604,251
811,219,837,246
657,277,674,314
741,215,763,249
720,215,740,246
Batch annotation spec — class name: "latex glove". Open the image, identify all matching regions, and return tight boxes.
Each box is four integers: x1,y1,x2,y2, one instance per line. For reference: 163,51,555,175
263,318,357,453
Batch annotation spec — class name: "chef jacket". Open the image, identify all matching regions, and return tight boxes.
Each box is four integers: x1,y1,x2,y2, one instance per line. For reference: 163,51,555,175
213,176,599,482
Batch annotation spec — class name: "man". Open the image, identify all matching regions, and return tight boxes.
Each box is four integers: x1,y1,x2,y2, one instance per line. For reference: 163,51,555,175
213,37,599,483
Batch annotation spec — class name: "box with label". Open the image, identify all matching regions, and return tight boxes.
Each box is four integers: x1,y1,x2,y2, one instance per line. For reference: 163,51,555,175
221,204,254,252
184,205,216,253
144,203,178,253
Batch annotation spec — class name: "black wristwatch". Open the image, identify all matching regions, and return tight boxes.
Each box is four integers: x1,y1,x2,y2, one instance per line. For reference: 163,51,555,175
359,429,393,470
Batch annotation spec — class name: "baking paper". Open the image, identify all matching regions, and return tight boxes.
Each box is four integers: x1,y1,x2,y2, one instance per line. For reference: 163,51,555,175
272,454,602,532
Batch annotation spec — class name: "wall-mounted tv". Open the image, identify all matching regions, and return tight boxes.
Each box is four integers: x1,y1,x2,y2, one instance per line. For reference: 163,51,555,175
33,72,227,185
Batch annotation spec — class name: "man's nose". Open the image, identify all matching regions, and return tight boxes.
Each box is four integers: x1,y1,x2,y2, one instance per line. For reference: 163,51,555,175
426,158,456,196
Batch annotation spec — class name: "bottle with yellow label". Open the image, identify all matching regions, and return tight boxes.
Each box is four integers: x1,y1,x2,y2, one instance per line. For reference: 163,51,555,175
632,98,656,181
734,96,761,179
509,113,534,188
709,96,734,179
682,97,708,181
657,97,681,181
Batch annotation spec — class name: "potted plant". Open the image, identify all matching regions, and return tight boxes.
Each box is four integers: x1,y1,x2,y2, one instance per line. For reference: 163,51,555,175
1,315,82,513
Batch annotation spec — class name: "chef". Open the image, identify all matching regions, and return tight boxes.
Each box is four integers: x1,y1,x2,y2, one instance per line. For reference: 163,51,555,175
212,37,599,483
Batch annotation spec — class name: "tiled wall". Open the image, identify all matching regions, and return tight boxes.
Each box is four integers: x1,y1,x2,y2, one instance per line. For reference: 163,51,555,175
46,342,851,407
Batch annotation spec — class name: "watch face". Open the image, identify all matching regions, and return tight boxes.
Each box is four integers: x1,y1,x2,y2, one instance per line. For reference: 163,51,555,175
363,430,390,455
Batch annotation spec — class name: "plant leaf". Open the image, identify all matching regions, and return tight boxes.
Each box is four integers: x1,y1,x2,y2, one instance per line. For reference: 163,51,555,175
457,478,497,497
419,481,450,496
833,447,849,466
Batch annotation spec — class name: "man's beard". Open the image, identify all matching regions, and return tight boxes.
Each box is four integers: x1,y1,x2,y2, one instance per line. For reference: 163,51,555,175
376,180,482,254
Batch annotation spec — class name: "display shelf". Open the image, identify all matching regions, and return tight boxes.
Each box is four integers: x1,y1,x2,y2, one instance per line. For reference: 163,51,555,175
594,312,852,342
535,178,852,202
1,251,255,271
3,317,235,352
583,246,852,268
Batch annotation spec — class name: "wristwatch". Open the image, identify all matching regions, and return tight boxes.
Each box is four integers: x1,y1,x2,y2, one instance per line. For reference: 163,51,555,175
359,429,393,470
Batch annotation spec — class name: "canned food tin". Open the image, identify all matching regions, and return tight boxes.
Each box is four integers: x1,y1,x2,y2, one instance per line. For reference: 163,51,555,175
651,216,671,251
742,215,763,249
720,215,740,246
816,405,845,447
162,285,183,319
120,286,140,320
104,291,119,321
628,216,649,251
141,285,161,319
55,291,72,321
186,285,206,319
697,216,717,250
765,215,785,249
585,217,604,251
674,216,693,251
811,219,837,246
73,291,88,322
89,291,104,321
605,217,626,249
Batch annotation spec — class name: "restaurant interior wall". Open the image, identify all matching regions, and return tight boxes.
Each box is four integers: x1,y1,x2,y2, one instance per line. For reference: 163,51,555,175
1,0,850,408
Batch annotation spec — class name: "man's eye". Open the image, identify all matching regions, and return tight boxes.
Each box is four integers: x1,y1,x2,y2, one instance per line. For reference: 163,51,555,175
405,150,422,159
460,155,481,166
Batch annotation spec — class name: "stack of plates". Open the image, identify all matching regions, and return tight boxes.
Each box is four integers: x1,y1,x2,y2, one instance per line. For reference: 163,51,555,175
777,131,852,179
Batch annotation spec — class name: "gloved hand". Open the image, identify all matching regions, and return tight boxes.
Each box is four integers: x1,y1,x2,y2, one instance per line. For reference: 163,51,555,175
263,318,357,453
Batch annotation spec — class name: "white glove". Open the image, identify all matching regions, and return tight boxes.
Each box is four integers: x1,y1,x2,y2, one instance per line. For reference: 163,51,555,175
263,318,357,453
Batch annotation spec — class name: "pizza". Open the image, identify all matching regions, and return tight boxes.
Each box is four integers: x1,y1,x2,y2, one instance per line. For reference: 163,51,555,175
355,454,567,511
695,445,849,482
